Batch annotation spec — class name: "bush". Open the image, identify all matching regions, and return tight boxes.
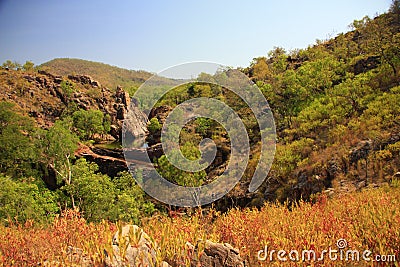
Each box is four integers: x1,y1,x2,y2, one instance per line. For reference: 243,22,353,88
0,175,58,224
147,117,162,133
72,109,106,140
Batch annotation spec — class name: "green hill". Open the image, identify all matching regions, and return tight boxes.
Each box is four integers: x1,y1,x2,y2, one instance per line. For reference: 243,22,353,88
241,9,400,201
41,58,152,92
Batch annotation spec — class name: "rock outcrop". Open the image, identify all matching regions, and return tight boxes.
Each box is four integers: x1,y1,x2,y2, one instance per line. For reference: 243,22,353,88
0,68,148,141
104,225,244,267
105,225,158,267
353,56,380,75
123,103,148,140
75,144,128,178
68,74,101,87
349,140,372,165
167,240,246,267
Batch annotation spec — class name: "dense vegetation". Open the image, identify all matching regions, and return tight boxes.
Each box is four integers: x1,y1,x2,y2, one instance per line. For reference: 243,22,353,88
242,6,400,201
142,5,400,203
0,101,155,224
0,2,399,265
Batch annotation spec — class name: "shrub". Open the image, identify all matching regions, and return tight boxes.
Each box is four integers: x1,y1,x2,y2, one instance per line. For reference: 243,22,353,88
0,175,58,224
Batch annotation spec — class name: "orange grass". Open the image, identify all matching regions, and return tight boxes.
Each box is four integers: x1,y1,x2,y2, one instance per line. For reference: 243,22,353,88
1,186,399,266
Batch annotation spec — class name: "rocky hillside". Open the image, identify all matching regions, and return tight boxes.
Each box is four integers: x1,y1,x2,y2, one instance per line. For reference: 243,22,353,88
0,68,147,138
0,67,150,186
41,58,152,93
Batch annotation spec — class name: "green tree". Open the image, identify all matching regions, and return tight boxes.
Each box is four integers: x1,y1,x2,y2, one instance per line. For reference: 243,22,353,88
60,80,75,97
43,118,79,207
0,174,59,224
351,14,400,76
249,57,272,81
0,102,38,177
195,117,212,136
103,114,111,133
62,160,155,222
360,86,400,133
156,142,206,187
1,60,21,70
113,171,155,223
63,158,116,222
147,117,162,133
22,61,34,72
72,109,105,140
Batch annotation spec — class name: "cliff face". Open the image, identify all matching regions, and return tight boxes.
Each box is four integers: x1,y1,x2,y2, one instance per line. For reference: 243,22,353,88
0,68,147,140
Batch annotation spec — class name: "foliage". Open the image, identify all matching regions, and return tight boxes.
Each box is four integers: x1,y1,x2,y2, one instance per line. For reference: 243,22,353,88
1,60,21,70
63,158,117,222
60,80,75,97
43,118,79,184
156,142,206,187
72,109,107,140
360,86,400,132
62,159,155,222
147,117,162,133
22,61,34,72
0,8,399,266
243,7,400,199
0,102,39,177
0,174,58,224
112,171,156,223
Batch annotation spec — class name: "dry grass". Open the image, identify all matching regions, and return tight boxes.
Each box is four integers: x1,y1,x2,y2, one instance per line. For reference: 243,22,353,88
1,186,399,266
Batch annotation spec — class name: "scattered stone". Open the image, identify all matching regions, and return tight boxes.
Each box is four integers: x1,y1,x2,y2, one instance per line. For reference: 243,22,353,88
323,188,335,197
68,74,101,87
356,180,367,189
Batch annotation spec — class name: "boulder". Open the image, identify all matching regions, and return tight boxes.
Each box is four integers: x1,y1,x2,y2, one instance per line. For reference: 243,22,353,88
390,172,400,184
105,225,157,267
349,140,372,165
173,240,246,267
123,103,148,139
68,74,101,87
116,85,131,107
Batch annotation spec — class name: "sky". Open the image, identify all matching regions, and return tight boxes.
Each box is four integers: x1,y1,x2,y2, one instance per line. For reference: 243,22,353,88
0,0,392,73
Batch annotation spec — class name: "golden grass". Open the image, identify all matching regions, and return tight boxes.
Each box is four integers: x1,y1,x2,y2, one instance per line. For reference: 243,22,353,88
1,186,399,266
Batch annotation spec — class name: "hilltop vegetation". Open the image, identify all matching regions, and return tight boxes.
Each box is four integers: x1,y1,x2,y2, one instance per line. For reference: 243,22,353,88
41,58,152,94
0,2,400,266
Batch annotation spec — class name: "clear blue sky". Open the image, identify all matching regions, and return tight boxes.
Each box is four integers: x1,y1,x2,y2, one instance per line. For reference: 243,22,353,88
0,0,392,72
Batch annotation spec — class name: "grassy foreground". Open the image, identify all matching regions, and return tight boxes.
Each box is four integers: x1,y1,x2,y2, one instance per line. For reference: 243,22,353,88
0,185,399,266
